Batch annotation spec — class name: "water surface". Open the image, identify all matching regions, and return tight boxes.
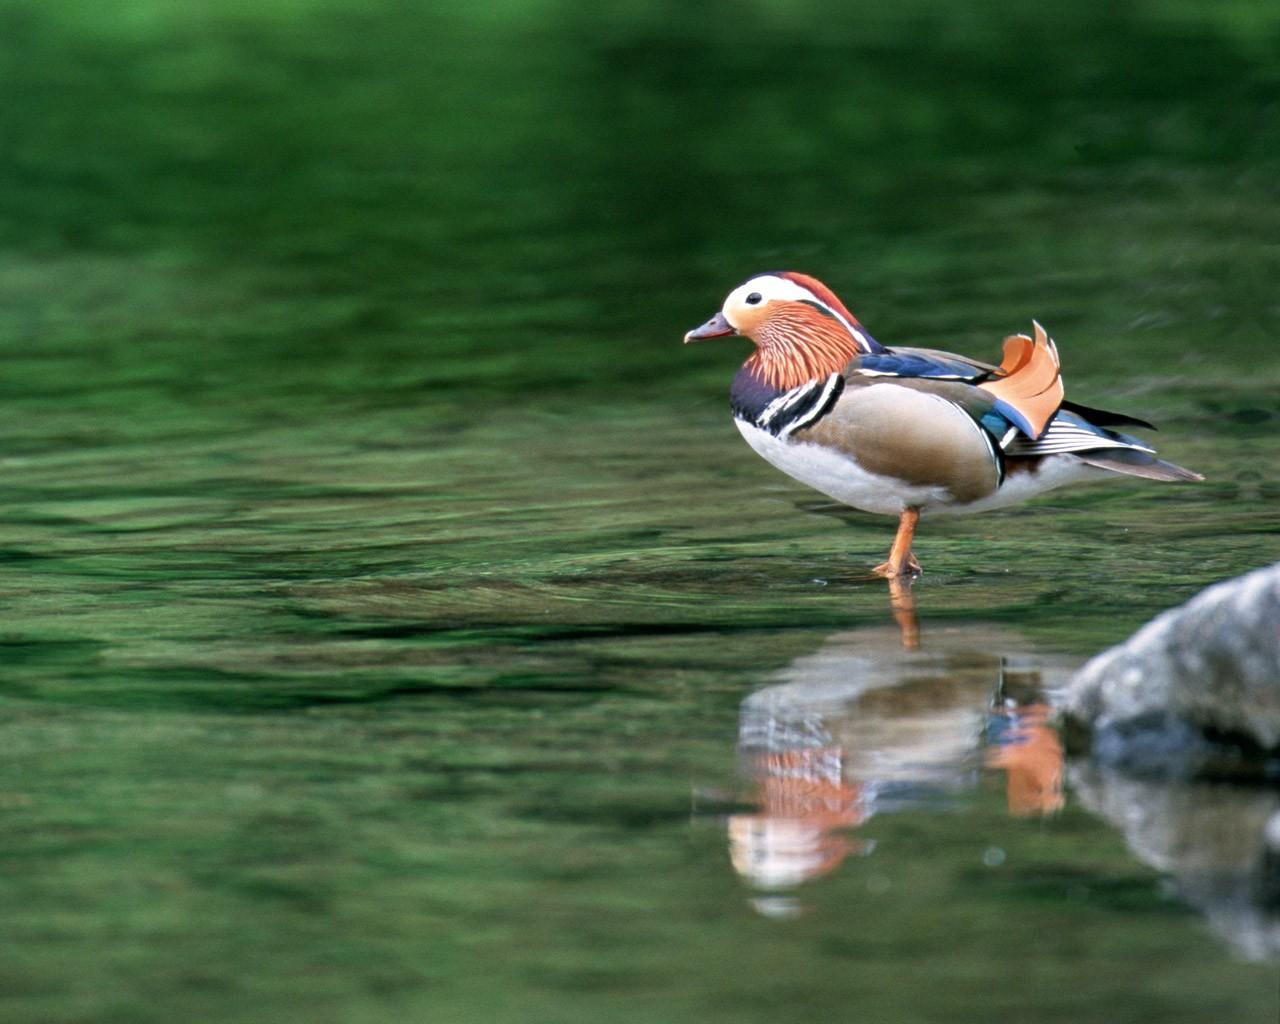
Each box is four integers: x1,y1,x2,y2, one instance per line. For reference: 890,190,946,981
1,2,1279,1022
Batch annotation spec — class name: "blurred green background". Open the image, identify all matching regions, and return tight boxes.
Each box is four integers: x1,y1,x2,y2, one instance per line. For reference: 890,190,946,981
0,2,1278,1022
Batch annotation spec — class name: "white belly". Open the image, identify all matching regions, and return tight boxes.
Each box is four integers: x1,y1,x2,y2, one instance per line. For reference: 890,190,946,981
734,418,1105,518
735,418,946,516
951,456,1107,514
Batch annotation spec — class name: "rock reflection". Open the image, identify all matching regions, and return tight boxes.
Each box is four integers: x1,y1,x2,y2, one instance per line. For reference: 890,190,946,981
729,624,1075,891
1069,764,1280,960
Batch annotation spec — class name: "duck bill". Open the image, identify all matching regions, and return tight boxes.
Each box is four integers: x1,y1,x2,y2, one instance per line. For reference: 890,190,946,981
683,311,735,343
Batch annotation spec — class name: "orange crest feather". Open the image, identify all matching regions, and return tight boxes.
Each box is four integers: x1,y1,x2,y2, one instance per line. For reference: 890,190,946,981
779,272,861,327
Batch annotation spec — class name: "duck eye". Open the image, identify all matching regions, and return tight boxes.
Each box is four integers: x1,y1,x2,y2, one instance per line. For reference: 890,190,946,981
745,292,762,305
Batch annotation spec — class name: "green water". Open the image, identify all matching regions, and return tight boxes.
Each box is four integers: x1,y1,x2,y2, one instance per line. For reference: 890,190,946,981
2,2,1279,1021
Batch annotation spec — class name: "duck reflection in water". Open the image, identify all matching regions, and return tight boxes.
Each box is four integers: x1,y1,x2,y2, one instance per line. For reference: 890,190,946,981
727,588,1075,893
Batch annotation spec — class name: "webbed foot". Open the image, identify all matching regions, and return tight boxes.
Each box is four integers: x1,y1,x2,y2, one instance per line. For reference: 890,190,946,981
872,552,922,578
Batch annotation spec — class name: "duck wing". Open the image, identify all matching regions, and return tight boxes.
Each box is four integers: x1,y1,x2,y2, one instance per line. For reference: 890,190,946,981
839,331,1192,476
869,334,1157,432
843,327,1064,442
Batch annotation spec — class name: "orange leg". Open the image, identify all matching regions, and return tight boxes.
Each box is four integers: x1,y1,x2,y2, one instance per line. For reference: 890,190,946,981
873,506,922,578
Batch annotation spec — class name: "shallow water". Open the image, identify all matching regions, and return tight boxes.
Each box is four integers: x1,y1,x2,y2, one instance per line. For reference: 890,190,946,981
2,2,1279,1022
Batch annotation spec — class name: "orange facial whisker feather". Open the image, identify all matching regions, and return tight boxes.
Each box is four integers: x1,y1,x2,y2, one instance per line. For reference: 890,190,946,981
746,307,863,390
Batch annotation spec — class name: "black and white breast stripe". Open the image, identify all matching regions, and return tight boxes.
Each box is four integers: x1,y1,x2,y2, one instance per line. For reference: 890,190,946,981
747,373,845,438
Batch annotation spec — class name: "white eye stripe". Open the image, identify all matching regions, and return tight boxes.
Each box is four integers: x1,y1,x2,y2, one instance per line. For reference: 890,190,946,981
724,275,818,309
723,274,865,349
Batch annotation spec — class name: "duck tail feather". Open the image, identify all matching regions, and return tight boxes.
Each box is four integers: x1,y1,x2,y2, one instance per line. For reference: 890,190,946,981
1076,449,1204,482
1058,400,1158,431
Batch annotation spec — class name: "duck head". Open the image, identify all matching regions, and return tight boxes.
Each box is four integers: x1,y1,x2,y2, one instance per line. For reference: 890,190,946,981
684,271,883,389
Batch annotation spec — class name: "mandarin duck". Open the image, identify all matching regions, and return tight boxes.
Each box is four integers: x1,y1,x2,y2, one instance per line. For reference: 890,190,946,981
684,272,1202,577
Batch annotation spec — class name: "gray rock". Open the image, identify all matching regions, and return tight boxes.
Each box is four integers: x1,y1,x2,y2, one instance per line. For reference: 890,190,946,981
1062,562,1280,759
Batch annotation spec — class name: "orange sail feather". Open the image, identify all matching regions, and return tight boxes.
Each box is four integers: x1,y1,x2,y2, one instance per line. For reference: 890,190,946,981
978,320,1064,440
